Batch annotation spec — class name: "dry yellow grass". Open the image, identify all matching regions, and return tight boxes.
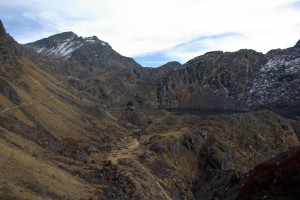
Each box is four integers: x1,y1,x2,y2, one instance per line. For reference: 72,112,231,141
0,127,95,199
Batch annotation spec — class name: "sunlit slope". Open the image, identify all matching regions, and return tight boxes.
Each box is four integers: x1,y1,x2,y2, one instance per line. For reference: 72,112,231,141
0,20,129,199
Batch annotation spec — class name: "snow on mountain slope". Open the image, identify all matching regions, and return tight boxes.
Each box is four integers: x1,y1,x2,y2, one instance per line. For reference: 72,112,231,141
24,32,108,60
156,42,300,118
24,31,142,77
36,38,83,59
247,47,300,110
84,36,107,46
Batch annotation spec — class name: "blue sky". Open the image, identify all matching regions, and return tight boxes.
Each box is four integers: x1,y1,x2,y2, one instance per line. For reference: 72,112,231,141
134,32,243,66
1,0,300,67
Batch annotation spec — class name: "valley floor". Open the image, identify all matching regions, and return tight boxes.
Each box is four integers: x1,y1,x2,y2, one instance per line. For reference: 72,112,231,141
1,107,299,200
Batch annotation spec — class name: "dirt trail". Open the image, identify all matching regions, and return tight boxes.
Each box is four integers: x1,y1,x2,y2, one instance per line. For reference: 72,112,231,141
107,138,139,164
1,95,54,113
107,137,172,200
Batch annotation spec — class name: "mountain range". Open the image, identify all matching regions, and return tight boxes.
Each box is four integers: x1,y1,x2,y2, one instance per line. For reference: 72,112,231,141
25,29,300,119
0,19,300,199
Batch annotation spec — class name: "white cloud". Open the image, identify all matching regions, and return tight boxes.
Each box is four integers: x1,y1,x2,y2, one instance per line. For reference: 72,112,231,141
1,0,300,64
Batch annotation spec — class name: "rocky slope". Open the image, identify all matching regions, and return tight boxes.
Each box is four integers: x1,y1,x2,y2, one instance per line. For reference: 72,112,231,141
247,44,300,118
127,109,299,199
157,50,266,109
0,20,139,199
157,45,300,119
1,19,300,200
193,145,300,200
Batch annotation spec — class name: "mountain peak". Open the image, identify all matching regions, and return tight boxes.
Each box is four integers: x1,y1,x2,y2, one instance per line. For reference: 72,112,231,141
49,31,78,41
24,31,141,71
0,20,6,35
24,31,83,59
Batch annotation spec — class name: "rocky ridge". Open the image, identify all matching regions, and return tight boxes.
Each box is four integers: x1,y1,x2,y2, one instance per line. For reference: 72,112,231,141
157,45,300,119
157,50,266,109
25,28,300,120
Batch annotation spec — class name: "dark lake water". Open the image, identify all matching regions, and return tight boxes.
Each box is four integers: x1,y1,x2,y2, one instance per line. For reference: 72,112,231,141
162,108,248,116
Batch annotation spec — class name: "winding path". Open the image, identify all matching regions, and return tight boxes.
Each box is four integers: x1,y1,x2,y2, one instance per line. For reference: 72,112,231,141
107,138,140,164
107,138,172,200
1,95,54,113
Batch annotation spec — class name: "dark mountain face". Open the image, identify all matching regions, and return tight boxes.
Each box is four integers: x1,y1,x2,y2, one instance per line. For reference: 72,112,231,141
157,50,267,109
156,47,300,119
248,46,300,118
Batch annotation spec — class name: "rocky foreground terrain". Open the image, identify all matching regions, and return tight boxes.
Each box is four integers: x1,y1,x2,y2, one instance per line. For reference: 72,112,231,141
1,19,300,199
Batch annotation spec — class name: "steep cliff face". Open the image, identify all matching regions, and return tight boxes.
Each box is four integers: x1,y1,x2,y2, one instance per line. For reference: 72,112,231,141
157,45,300,119
157,50,266,109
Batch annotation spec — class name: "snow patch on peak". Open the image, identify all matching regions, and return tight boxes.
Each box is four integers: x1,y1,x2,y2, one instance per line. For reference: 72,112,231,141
84,36,107,47
28,33,111,60
32,37,84,60
247,53,300,108
84,36,99,43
